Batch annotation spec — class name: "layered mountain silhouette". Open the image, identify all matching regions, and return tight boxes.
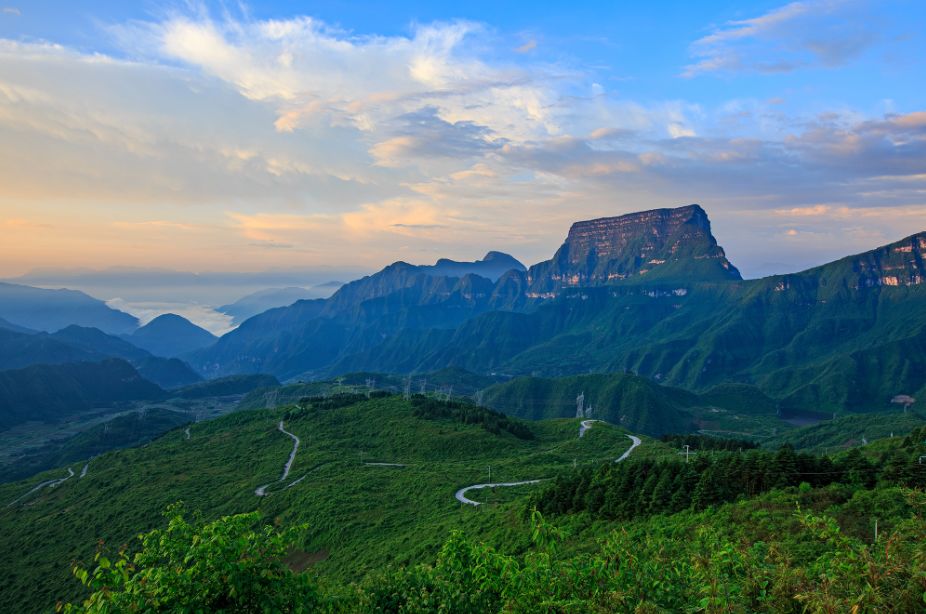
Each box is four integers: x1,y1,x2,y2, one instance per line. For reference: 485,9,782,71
0,282,138,334
189,204,926,415
0,325,202,389
219,287,319,325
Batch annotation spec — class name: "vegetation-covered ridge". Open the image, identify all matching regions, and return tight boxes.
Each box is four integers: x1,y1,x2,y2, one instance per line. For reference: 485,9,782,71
0,395,637,611
4,394,925,612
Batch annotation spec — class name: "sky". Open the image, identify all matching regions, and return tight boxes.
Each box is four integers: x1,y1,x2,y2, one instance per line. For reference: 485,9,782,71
1,0,925,281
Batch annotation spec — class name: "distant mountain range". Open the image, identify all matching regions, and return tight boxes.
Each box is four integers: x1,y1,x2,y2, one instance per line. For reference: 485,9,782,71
0,282,138,334
218,287,323,325
187,204,926,416
0,325,202,390
4,204,924,419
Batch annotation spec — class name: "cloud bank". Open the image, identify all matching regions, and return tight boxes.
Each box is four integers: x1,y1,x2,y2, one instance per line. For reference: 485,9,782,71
0,2,922,279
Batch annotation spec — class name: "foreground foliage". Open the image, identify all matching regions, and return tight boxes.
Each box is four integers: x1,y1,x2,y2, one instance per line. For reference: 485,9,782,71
65,487,926,613
61,505,318,613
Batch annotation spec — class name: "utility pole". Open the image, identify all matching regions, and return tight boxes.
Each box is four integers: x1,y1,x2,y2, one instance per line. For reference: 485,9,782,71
488,465,492,483
874,518,879,543
684,445,690,463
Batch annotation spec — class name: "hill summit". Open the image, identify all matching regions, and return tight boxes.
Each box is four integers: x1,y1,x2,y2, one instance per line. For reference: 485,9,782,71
128,314,217,357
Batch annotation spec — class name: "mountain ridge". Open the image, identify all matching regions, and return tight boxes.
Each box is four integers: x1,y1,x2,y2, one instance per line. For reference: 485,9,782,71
187,204,926,415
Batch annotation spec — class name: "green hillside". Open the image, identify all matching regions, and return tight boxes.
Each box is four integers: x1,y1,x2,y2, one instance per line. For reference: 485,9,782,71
0,408,191,483
0,395,641,612
3,395,925,612
0,359,164,430
764,410,926,452
482,372,697,435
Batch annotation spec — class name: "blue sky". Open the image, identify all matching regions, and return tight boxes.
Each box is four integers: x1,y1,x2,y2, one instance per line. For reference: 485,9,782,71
0,0,924,280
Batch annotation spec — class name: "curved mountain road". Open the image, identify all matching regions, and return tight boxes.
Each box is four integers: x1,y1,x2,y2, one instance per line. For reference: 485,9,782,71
255,421,301,497
456,425,642,506
579,419,601,438
7,467,75,507
455,480,543,506
615,435,642,462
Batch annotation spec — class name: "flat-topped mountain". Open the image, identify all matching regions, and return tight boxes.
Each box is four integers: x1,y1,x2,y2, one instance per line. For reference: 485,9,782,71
526,205,740,295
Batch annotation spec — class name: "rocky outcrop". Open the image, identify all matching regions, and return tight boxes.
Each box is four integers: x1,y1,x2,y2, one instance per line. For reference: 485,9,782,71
525,204,741,295
850,233,926,289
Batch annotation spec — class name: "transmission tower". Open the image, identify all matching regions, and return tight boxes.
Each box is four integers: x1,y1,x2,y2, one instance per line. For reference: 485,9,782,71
576,392,585,418
403,376,412,400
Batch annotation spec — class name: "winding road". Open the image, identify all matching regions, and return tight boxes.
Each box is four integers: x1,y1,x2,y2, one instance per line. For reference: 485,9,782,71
455,424,643,507
7,467,74,507
255,421,301,497
579,419,601,438
454,480,543,506
615,435,642,462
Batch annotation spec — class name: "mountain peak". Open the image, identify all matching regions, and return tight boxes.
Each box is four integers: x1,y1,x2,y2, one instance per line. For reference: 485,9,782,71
129,313,216,357
527,204,740,294
482,251,519,264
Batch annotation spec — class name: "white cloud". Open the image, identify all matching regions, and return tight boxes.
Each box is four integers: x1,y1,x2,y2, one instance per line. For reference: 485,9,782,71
683,0,881,77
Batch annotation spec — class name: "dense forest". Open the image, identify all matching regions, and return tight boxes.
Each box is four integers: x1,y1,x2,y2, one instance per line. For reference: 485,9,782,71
532,430,926,520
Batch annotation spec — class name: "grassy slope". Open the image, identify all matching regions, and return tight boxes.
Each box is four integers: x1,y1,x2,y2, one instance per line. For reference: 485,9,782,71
765,411,926,453
0,396,661,612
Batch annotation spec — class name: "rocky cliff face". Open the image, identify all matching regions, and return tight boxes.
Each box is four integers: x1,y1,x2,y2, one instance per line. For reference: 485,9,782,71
850,233,926,289
525,204,740,296
768,231,926,296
